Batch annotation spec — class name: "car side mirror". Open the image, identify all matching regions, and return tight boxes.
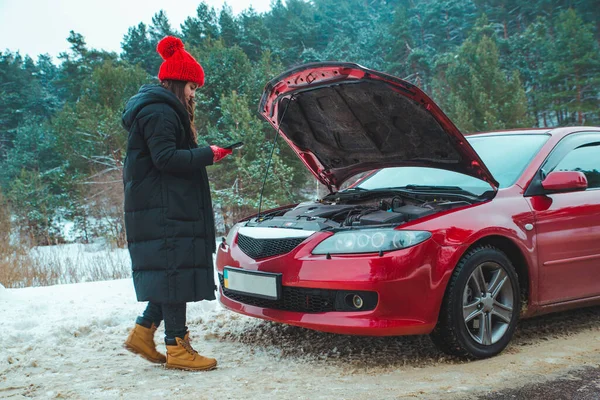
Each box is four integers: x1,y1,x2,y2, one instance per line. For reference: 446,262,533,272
541,171,588,193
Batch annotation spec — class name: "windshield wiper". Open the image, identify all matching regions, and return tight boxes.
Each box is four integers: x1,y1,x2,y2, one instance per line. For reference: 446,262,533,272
370,185,481,198
404,185,464,191
402,184,486,198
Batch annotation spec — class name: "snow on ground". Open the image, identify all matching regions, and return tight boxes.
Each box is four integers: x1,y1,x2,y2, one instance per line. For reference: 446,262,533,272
1,251,600,399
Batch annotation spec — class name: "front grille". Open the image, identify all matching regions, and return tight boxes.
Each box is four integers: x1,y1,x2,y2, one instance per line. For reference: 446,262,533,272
219,274,336,313
219,274,378,313
236,233,305,259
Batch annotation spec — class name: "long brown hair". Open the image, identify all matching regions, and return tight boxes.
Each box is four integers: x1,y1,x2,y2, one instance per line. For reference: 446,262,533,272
160,79,197,144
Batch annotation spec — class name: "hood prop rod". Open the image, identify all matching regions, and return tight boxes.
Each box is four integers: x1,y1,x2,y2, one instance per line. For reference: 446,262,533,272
257,95,294,218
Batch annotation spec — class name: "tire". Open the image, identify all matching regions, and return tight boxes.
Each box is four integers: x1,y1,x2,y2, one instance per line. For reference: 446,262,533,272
430,245,520,359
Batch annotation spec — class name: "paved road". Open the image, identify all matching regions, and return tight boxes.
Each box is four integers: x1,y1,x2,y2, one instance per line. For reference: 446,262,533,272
478,366,600,399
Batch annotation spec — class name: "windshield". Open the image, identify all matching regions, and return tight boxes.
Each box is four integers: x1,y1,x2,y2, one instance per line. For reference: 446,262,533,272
353,134,550,196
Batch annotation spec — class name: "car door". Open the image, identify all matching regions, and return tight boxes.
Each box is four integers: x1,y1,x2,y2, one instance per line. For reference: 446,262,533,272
525,132,600,305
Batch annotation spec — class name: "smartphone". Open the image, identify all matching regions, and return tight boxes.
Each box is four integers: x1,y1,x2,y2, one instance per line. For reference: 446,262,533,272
224,141,244,150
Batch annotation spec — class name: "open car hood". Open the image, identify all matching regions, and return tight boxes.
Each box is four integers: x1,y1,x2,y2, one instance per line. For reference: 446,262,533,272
258,62,498,192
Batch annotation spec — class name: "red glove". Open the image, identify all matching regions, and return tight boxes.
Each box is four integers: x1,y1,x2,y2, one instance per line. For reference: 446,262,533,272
210,145,233,163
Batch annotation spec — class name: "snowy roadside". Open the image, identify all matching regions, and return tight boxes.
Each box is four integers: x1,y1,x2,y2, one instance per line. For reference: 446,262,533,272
1,266,600,399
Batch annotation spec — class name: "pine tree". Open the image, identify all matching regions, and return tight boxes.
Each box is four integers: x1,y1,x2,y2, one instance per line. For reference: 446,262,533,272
56,31,118,102
219,4,240,47
190,40,252,130
149,11,176,44
121,23,157,74
181,2,220,48
238,7,269,62
307,0,393,70
385,0,477,91
548,9,600,125
264,0,319,66
7,169,64,245
437,32,532,132
0,52,59,166
385,5,414,78
53,60,149,174
508,16,554,126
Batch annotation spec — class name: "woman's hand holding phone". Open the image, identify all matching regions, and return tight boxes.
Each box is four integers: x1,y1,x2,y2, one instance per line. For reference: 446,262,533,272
210,145,233,162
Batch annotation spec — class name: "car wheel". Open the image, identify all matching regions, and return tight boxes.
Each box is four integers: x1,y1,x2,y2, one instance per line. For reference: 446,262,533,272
430,245,520,359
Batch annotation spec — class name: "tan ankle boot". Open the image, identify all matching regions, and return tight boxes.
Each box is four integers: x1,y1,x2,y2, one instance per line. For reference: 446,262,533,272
165,333,217,371
124,323,166,364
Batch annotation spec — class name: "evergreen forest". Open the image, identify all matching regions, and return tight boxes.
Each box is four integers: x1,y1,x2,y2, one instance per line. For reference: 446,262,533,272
1,0,599,246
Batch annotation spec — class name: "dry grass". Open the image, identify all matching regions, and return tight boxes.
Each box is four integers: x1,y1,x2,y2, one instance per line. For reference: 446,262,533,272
0,245,34,288
1,243,131,289
0,192,130,289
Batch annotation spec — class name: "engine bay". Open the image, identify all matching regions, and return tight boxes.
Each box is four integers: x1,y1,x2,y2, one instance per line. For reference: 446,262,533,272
243,190,478,231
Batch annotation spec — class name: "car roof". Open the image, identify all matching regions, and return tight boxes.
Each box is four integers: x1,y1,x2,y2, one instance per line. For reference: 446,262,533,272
465,128,551,137
466,127,600,139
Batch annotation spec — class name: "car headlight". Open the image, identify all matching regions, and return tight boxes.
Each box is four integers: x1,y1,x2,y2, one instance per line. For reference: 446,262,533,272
224,223,243,245
312,229,431,255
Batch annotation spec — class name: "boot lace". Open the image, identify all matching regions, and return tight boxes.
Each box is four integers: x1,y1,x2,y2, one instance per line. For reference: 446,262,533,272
180,338,198,356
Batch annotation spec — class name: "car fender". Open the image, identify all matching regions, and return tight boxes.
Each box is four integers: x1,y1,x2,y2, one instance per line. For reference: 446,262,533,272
402,192,540,316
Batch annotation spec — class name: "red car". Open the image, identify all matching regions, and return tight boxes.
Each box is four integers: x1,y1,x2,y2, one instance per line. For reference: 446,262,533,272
216,62,600,358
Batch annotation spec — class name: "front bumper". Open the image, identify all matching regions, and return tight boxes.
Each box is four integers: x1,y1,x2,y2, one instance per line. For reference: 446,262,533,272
216,232,454,336
218,273,379,313
219,289,435,336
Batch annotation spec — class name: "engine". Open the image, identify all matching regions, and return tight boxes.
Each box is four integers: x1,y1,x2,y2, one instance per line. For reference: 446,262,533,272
244,193,473,231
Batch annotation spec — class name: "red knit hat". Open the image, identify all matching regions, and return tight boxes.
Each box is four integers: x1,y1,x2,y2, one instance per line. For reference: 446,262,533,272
156,36,205,86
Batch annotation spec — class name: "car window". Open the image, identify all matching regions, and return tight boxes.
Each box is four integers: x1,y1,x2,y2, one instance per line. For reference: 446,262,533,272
467,134,549,187
551,143,600,189
353,134,549,195
355,167,491,195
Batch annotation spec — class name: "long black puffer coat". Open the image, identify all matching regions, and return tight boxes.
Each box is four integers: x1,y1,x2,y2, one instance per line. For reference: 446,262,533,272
122,84,216,304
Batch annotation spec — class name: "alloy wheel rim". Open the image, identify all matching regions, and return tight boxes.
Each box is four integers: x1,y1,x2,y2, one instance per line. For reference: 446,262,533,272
462,261,514,346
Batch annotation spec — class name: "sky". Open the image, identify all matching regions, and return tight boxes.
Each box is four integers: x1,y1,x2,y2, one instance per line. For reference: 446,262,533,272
0,0,273,62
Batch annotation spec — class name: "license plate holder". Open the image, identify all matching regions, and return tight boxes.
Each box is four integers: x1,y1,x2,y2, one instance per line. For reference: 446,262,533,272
223,267,281,300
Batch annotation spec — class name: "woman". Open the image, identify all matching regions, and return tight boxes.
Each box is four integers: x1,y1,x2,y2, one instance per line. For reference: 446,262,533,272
121,36,231,371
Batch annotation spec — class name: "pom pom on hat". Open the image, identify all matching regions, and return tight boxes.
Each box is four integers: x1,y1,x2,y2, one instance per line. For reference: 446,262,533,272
157,36,184,60
156,36,205,86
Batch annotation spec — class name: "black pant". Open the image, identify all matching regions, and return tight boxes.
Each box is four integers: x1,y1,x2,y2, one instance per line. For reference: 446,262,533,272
137,302,187,340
